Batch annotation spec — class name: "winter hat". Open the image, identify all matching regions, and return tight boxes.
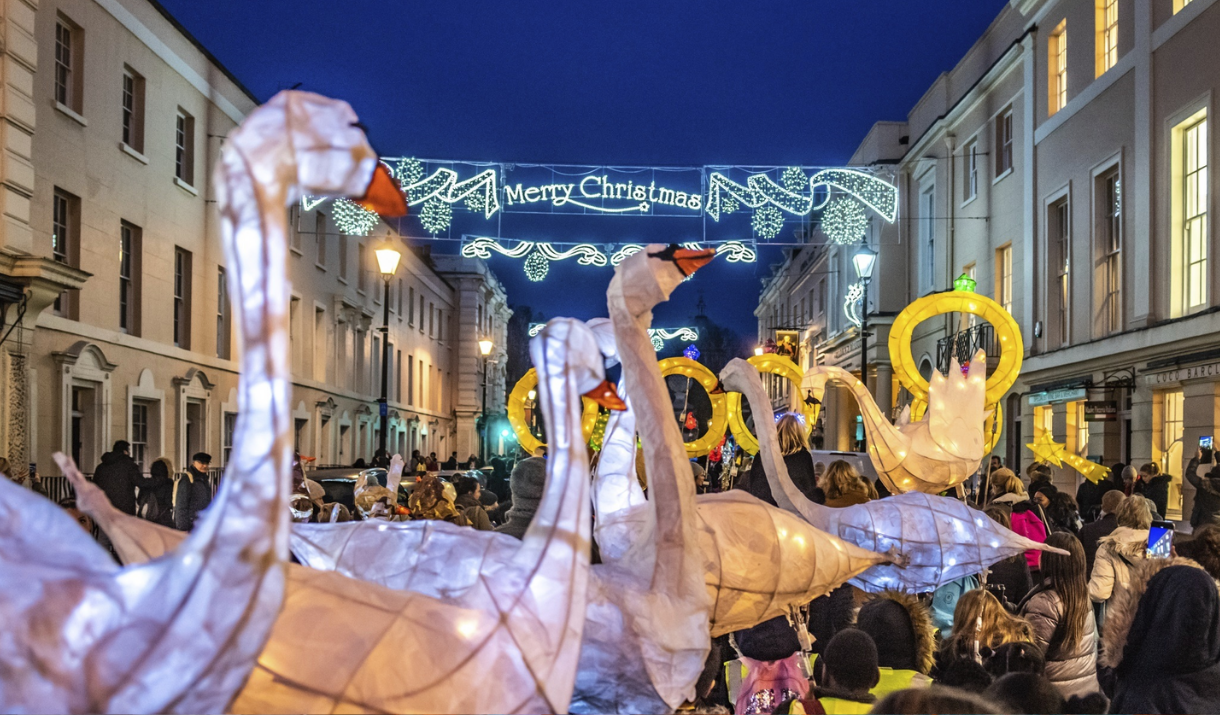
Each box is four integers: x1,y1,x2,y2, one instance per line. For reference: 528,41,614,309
1029,480,1057,504
734,615,801,663
823,628,880,692
856,591,935,674
507,457,546,517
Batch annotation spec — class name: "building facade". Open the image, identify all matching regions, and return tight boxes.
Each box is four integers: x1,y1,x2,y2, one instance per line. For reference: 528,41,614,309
0,0,509,482
759,0,1220,522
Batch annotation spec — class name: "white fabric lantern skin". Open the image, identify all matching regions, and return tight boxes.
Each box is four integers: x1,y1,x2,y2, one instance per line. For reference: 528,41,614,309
801,352,990,494
724,357,1067,594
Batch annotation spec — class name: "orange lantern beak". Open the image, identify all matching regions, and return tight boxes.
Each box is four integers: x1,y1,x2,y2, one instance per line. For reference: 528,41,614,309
709,380,726,395
357,163,408,217
583,380,627,411
672,247,716,276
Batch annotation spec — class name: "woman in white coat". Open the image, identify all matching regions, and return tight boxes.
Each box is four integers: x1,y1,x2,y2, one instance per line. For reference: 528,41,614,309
1088,495,1152,612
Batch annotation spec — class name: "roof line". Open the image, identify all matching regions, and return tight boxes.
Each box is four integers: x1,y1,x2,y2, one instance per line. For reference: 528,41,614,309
144,0,262,105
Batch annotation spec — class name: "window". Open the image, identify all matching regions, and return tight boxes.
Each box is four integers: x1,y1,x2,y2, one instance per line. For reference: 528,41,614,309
1034,405,1054,440
314,307,327,381
1096,0,1118,77
175,110,195,186
315,212,327,267
1184,117,1209,312
397,278,404,315
1049,21,1068,115
407,354,414,405
918,185,936,293
290,296,302,373
1174,0,1195,13
223,412,237,467
52,188,79,318
1050,198,1071,345
121,68,145,152
396,349,403,403
54,18,82,112
996,109,1014,175
119,222,141,335
130,402,148,469
338,234,348,280
965,140,979,201
1161,390,1184,483
419,294,425,333
1096,168,1122,334
357,244,368,293
408,285,415,325
174,247,192,349
996,244,1013,313
216,267,231,359
289,206,302,252
817,278,826,315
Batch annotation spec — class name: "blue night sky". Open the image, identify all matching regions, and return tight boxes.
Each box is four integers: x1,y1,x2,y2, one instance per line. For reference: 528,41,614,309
159,0,1007,338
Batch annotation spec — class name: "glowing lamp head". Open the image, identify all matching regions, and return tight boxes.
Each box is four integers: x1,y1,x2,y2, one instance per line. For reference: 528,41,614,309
500,429,509,437
478,338,494,356
954,272,978,293
754,346,764,357
375,246,402,277
527,389,536,401
852,245,878,281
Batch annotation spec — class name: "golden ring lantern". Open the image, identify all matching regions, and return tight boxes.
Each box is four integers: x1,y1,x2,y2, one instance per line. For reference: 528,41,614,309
507,368,600,455
891,289,1022,453
658,356,729,458
728,354,818,456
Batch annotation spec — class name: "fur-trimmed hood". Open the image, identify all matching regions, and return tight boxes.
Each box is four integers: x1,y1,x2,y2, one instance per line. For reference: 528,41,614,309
1097,526,1149,561
1099,557,1211,669
854,590,936,676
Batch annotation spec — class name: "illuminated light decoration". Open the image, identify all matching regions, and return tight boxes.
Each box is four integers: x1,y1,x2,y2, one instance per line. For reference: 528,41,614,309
782,166,808,193
462,236,535,259
651,334,664,351
1026,433,1110,483
610,244,645,265
752,205,785,240
589,409,610,451
419,197,453,235
524,251,550,282
821,198,869,245
727,354,817,455
774,411,806,426
502,174,703,214
530,323,699,349
506,367,600,456
658,356,728,457
394,157,425,189
538,243,608,266
332,198,380,236
954,272,978,293
683,345,700,361
720,193,740,215
705,169,898,224
301,195,327,212
716,241,757,263
844,281,865,328
391,163,501,219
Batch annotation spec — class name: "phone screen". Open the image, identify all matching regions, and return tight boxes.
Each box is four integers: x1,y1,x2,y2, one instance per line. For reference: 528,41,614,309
1147,521,1174,559
1203,436,1215,464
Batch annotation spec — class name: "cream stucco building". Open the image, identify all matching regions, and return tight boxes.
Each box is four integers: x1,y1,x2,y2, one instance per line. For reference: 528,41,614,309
0,0,509,485
758,0,1220,522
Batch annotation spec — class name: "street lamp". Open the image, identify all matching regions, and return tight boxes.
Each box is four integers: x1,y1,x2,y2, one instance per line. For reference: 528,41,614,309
754,346,764,357
852,244,878,383
478,337,494,464
375,245,401,459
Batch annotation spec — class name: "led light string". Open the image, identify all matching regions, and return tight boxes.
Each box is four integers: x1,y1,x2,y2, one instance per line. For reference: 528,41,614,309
462,236,757,282
528,322,698,352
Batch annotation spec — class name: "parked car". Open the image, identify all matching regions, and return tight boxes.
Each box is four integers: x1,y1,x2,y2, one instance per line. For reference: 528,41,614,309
807,450,881,483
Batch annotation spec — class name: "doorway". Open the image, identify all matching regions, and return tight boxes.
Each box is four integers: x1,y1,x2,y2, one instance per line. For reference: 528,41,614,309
185,399,204,460
70,385,98,470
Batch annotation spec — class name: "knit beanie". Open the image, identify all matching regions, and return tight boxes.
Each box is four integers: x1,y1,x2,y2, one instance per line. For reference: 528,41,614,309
496,457,547,540
823,628,879,692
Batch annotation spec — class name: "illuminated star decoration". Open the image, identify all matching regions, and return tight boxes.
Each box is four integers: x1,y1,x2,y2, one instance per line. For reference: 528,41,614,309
684,344,701,361
1025,432,1110,483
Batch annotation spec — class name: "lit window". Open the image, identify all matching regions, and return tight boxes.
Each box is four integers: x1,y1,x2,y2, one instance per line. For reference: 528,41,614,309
1075,401,1089,456
131,402,148,469
1096,0,1118,76
1049,21,1068,115
996,244,1013,313
1183,117,1209,312
1096,168,1121,334
175,110,195,185
1160,389,1185,516
1174,0,1195,13
965,140,979,201
174,247,192,349
120,222,141,335
1050,198,1071,345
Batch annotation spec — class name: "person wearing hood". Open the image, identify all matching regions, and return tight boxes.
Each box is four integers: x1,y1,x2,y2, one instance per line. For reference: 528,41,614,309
1016,532,1099,698
93,440,142,516
137,457,176,527
495,456,545,540
172,452,213,531
1101,559,1220,713
1088,494,1151,611
1078,489,1124,574
1134,462,1171,519
989,468,1048,574
854,591,935,698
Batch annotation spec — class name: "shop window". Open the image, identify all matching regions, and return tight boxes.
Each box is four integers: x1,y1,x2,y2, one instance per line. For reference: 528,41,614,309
1034,405,1054,441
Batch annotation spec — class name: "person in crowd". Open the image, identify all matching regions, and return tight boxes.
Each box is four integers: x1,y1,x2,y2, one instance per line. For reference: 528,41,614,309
990,455,1003,472
441,451,458,470
1027,462,1053,491
1016,532,1098,698
137,457,176,527
1176,524,1220,581
1187,447,1220,529
691,459,709,495
1044,491,1082,535
1078,489,1123,574
351,457,367,469
983,673,1066,715
821,460,871,508
930,575,978,637
318,502,352,523
1107,462,1130,495
807,629,879,713
983,641,1046,681
425,452,439,471
1088,494,1151,613
1028,481,1057,513
533,445,547,458
807,584,858,657
937,589,1035,668
1134,462,1171,518
1,457,44,494
370,448,391,469
728,615,808,715
989,468,1048,575
495,456,545,540
173,452,213,531
453,475,493,530
982,506,1033,607
1102,561,1220,713
479,489,503,526
465,455,481,470
738,414,822,506
1119,464,1139,498
408,449,422,472
1142,496,1164,522
93,440,142,516
867,686,1004,715
57,496,96,535
854,591,935,697
935,657,993,693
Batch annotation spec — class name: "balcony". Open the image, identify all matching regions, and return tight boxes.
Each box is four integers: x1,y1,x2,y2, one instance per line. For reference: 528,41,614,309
936,322,999,376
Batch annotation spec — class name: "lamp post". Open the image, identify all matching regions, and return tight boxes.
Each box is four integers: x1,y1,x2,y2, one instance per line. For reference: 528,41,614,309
852,244,878,390
478,337,494,463
374,245,402,457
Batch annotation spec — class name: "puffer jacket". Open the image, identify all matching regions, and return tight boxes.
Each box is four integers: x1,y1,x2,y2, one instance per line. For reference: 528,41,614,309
1088,526,1148,605
1018,584,1099,698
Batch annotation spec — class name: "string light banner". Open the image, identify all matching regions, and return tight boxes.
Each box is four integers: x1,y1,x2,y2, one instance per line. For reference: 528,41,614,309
308,158,899,242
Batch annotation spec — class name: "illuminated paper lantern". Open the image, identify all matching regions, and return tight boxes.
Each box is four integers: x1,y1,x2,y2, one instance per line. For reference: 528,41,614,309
724,358,1067,594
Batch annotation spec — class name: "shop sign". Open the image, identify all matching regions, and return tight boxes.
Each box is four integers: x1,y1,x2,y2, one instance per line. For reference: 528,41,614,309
1028,387,1087,407
1084,400,1118,422
1150,361,1220,385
